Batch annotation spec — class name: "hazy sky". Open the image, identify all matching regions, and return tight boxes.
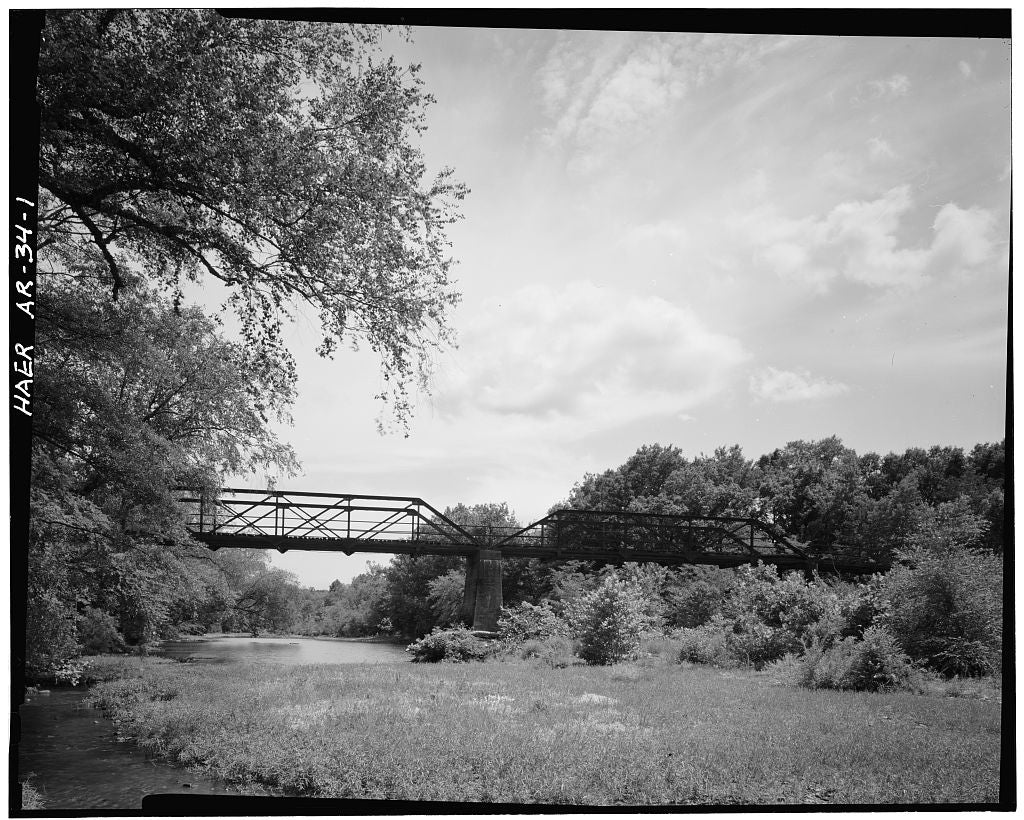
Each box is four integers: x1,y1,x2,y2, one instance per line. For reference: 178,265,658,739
261,27,1009,587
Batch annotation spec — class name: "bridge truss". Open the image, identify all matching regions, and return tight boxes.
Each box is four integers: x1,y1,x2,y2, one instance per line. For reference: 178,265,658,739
179,489,888,575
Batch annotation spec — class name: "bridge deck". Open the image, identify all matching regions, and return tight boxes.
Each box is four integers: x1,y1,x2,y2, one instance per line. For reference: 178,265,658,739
179,489,889,575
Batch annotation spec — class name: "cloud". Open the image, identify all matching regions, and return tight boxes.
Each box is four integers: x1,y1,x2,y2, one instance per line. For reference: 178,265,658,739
536,33,795,173
959,60,973,79
867,136,896,161
930,203,1001,276
744,186,1000,292
749,367,850,403
619,219,690,250
434,281,748,429
867,73,911,99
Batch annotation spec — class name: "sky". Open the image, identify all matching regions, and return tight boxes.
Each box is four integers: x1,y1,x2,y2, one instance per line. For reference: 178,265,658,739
258,26,1010,587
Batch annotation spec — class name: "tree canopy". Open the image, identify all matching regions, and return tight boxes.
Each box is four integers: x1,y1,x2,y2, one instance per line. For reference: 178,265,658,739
37,9,467,430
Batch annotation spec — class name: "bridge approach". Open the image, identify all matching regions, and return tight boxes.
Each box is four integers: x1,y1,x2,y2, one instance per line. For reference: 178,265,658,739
180,489,889,633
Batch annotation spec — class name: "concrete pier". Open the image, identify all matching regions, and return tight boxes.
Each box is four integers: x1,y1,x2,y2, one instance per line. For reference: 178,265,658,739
462,549,503,634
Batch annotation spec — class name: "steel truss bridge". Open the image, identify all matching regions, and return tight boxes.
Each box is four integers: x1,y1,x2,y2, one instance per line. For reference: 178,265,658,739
180,489,889,632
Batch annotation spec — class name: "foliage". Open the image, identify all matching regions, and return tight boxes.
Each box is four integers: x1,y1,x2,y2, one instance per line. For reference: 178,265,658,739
427,569,466,628
718,563,841,668
666,577,729,629
224,567,301,635
27,274,301,674
675,615,735,667
519,636,577,668
78,607,126,654
25,591,80,682
497,601,567,652
303,566,390,637
38,9,467,430
753,437,865,550
879,501,1003,676
564,572,651,665
406,627,499,663
381,554,463,637
777,626,916,692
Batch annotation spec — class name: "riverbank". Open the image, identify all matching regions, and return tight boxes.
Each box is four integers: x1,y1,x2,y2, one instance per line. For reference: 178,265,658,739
17,683,274,811
172,632,405,644
87,656,1001,806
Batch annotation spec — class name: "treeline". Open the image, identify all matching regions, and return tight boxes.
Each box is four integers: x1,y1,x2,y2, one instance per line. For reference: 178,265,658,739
25,10,466,683
292,439,1005,653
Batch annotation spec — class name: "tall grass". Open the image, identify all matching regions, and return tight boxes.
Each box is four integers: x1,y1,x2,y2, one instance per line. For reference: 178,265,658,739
89,657,1001,805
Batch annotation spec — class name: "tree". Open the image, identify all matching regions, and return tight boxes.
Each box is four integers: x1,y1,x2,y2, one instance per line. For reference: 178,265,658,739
564,572,651,665
381,554,463,638
565,444,688,512
753,437,865,549
229,568,302,636
427,569,466,627
880,500,1003,676
648,445,759,518
37,9,467,430
27,276,300,672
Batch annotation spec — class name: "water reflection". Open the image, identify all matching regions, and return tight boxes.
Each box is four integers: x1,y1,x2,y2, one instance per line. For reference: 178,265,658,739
19,636,409,809
18,690,271,810
155,635,409,665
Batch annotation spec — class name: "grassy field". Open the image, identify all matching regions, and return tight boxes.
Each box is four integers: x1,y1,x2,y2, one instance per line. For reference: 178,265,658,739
87,656,1002,806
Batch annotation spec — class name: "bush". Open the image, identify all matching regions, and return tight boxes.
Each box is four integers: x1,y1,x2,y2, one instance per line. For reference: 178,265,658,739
675,615,734,667
520,635,576,668
667,579,728,628
78,607,126,655
25,592,81,682
725,564,840,643
725,613,803,669
497,601,567,652
564,572,650,665
406,627,499,663
776,626,915,692
880,501,1003,677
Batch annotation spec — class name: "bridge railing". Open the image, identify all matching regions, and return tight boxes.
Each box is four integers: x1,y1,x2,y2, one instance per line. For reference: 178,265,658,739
494,509,808,560
177,489,481,547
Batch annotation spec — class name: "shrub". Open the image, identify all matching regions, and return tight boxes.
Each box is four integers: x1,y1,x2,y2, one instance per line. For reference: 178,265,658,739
520,635,576,668
25,592,80,682
564,572,649,665
835,578,885,639
725,564,840,644
725,613,803,669
675,615,734,667
78,607,126,655
497,601,567,653
777,626,915,692
638,635,683,662
880,501,1003,677
667,578,728,628
406,627,499,663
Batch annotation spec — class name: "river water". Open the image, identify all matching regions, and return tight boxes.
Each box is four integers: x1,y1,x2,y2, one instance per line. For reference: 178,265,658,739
16,637,410,810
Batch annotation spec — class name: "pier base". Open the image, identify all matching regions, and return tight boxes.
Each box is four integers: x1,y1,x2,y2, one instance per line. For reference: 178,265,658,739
462,549,503,633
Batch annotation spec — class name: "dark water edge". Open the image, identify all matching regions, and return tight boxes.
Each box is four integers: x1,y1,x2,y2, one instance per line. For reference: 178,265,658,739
16,689,273,811
15,638,410,811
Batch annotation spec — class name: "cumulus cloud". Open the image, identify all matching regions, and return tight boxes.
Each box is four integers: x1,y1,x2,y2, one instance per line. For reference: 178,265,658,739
434,281,748,428
749,367,850,403
745,186,1000,292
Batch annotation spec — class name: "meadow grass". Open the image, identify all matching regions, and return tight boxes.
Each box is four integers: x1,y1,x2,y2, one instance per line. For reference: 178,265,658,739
88,656,1002,806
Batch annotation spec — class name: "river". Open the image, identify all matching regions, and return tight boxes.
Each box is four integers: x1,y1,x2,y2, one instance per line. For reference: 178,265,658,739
16,636,410,811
